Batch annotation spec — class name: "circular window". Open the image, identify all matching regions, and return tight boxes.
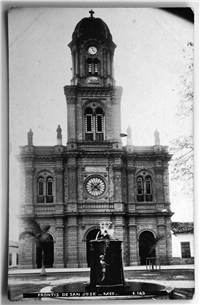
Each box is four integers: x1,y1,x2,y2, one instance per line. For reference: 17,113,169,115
85,176,106,197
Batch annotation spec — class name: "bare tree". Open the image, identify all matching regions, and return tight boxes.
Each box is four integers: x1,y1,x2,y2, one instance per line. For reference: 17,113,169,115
19,218,52,275
170,42,194,195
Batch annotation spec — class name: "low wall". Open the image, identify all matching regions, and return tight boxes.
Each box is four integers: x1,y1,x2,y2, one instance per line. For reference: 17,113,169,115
172,257,194,265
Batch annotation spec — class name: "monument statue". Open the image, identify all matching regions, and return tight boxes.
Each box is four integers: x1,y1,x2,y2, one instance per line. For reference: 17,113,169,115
154,129,160,145
56,125,62,139
27,129,33,145
127,125,132,145
56,125,62,145
87,221,125,292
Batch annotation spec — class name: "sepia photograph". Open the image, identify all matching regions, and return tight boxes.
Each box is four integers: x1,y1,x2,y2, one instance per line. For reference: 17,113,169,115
7,5,195,302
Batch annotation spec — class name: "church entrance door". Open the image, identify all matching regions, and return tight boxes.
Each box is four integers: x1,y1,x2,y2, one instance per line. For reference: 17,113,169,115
139,231,156,265
36,234,54,268
86,229,100,267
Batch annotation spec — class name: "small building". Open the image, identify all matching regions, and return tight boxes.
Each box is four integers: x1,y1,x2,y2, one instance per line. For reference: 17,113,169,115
9,240,19,268
171,222,194,264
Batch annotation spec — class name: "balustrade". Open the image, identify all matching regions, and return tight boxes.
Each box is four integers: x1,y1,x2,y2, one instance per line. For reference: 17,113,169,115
79,202,114,211
34,204,55,214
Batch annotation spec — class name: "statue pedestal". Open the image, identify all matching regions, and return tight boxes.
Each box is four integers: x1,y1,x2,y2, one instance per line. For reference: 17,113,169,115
87,239,125,292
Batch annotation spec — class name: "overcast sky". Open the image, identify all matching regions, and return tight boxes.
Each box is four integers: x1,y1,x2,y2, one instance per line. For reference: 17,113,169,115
8,7,194,241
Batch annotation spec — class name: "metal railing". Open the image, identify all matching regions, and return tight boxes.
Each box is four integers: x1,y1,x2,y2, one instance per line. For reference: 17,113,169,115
146,257,161,270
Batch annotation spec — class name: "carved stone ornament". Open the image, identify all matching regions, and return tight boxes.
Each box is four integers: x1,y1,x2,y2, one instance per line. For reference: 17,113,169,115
85,176,106,197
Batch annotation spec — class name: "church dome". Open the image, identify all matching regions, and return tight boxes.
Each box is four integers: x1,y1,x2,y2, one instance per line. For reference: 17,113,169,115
72,11,112,40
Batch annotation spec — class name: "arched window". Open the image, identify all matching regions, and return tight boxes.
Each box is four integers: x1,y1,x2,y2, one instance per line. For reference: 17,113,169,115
95,108,104,141
46,178,53,203
37,176,54,203
87,58,92,74
85,107,94,141
145,176,152,202
94,58,100,75
85,107,104,141
86,58,100,75
137,175,153,202
38,177,44,203
137,177,144,202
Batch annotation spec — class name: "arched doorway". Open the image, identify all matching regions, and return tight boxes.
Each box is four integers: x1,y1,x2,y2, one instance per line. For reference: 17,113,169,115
86,229,100,267
36,234,54,268
139,231,156,265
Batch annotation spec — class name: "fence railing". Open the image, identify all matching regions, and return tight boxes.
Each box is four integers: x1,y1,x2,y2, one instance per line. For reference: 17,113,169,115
146,257,161,270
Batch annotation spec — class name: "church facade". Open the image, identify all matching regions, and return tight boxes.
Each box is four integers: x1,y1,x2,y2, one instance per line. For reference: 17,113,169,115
18,11,173,269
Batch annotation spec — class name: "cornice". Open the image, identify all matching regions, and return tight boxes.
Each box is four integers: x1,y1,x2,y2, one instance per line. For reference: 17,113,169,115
64,85,115,98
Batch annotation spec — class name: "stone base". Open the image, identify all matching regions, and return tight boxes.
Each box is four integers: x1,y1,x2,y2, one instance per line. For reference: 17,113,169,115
129,262,138,266
54,263,64,268
79,263,88,268
18,264,34,269
67,263,79,268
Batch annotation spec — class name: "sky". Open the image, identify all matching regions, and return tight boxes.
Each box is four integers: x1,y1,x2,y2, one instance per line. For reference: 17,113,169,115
8,7,194,241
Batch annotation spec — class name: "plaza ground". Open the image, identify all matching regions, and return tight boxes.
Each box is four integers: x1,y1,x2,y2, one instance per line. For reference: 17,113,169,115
8,265,195,301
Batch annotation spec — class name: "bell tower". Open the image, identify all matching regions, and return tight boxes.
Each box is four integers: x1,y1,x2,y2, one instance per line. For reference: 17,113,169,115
64,10,123,149
17,11,173,270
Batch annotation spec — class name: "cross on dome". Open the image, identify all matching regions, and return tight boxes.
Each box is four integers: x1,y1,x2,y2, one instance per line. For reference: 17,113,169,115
89,10,95,18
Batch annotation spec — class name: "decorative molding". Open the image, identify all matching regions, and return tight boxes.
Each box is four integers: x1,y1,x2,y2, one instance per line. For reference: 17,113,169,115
127,167,135,174
25,167,35,175
64,86,78,97
113,164,123,171
67,165,77,171
54,168,63,175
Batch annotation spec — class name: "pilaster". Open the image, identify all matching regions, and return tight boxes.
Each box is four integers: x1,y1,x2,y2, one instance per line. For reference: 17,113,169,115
113,160,123,203
157,216,167,264
25,166,35,205
67,157,77,211
54,218,64,268
128,217,138,265
67,216,78,267
55,163,64,205
114,216,125,264
154,163,164,202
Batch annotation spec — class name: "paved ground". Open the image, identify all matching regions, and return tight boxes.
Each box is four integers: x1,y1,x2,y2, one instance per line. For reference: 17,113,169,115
9,264,194,275
8,265,195,302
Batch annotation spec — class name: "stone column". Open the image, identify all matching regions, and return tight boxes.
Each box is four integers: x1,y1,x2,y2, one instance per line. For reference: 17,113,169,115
127,165,136,212
64,87,77,144
154,163,164,203
157,217,167,264
128,217,138,265
18,218,35,269
113,162,123,204
55,163,63,205
25,167,34,205
67,161,77,212
102,49,106,77
67,216,78,267
163,164,170,204
106,50,111,75
76,99,83,141
79,47,84,77
165,216,173,264
54,218,64,268
111,87,123,143
75,50,79,75
115,216,125,265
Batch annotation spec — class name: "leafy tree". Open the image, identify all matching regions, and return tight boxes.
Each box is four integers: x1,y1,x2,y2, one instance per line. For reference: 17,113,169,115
170,42,194,195
19,218,52,275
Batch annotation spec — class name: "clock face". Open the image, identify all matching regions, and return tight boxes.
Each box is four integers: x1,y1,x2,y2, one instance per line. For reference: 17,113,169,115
85,176,106,197
88,46,97,55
